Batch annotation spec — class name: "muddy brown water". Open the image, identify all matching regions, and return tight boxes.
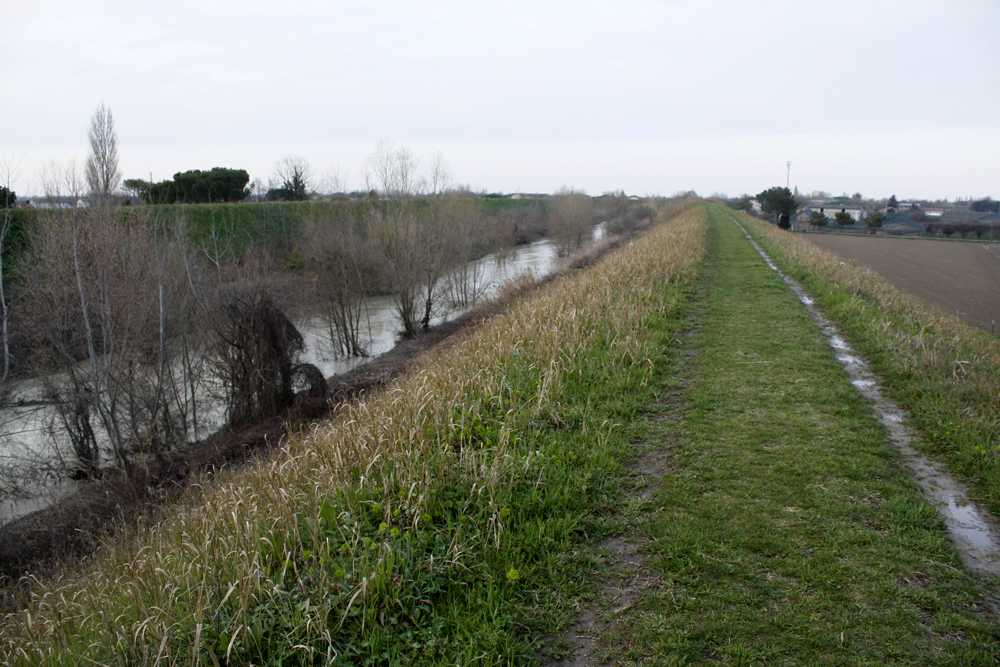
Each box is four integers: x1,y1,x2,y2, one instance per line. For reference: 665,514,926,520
801,233,1000,334
734,217,1000,576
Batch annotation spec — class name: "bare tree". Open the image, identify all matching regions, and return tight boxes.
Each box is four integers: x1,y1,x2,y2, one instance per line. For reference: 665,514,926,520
270,156,312,201
549,189,594,256
442,193,495,309
319,162,350,196
85,103,120,201
420,193,480,324
427,150,452,196
40,159,86,207
0,156,21,399
25,203,186,474
369,202,423,337
366,142,422,198
304,216,378,357
22,147,209,477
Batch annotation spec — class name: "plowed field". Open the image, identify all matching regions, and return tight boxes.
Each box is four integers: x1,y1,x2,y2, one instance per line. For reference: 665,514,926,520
801,233,1000,334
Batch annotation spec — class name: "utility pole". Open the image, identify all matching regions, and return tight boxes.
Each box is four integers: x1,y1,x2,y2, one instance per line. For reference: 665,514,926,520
786,161,791,189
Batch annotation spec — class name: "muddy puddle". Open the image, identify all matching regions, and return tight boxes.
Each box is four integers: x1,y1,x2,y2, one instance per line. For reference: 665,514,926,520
730,216,1000,577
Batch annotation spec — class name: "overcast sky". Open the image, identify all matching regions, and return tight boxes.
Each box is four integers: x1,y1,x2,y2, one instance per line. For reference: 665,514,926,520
3,0,998,200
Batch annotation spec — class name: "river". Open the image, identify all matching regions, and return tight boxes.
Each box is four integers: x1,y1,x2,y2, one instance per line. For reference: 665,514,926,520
0,225,605,525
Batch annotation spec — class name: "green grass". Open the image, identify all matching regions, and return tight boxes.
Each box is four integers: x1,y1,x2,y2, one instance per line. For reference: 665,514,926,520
608,205,999,665
742,213,1000,520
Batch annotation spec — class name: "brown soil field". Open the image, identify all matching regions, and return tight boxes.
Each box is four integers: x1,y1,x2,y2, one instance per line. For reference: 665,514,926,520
800,233,1000,334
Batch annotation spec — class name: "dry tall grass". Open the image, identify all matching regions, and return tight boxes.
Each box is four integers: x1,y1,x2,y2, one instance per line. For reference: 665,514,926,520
2,205,705,665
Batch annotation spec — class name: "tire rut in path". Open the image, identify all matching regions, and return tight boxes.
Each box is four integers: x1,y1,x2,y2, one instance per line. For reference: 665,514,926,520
540,331,698,665
730,215,1000,579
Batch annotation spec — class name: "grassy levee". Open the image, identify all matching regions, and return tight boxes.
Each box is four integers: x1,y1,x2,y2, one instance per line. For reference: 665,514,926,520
615,205,999,664
7,198,545,267
0,205,703,664
151,197,546,259
735,211,1000,520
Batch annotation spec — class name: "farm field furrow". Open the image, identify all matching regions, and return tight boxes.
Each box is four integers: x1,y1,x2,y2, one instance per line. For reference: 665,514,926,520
800,233,1000,333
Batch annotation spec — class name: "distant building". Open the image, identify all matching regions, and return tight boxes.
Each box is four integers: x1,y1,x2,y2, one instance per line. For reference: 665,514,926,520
816,205,864,222
795,201,866,223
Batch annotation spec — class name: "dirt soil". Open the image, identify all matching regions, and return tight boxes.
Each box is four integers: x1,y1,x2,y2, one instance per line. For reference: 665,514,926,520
801,233,1000,334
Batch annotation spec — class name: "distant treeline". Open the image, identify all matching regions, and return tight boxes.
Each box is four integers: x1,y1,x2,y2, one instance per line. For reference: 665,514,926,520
926,222,1000,240
970,198,1000,214
123,167,251,204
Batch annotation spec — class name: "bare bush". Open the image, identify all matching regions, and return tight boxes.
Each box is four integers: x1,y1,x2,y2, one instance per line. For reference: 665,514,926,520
484,209,521,265
598,192,655,236
186,239,320,428
210,287,304,428
549,189,594,257
304,215,380,357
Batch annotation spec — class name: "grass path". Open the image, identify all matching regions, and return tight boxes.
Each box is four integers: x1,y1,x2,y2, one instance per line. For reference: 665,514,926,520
605,206,999,665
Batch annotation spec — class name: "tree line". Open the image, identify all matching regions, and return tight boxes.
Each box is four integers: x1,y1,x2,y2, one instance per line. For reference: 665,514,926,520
124,168,251,204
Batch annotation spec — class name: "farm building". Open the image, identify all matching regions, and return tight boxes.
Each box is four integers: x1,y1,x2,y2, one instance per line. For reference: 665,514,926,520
792,202,868,231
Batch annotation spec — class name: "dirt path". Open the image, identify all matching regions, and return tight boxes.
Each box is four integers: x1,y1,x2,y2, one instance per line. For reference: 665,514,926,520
801,233,1000,333
542,337,693,666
